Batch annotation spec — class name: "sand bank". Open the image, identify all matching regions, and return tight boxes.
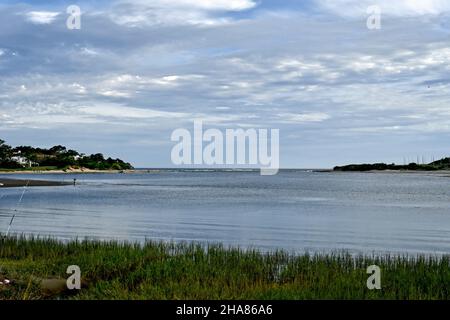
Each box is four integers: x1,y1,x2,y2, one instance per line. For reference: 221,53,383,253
0,179,71,188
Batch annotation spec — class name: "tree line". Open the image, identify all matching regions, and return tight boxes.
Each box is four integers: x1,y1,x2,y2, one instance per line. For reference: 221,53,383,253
334,158,450,171
0,139,133,170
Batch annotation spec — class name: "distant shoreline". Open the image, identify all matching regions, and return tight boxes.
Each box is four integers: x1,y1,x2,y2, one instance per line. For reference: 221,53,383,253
333,158,450,172
331,169,450,175
2,168,450,175
0,168,137,174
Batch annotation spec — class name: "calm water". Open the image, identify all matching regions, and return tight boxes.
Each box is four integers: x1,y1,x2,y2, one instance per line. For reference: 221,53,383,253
0,171,449,255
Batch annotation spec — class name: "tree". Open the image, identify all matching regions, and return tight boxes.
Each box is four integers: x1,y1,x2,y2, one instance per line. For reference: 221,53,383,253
66,149,80,157
49,145,67,154
90,153,105,162
0,139,12,162
0,139,22,168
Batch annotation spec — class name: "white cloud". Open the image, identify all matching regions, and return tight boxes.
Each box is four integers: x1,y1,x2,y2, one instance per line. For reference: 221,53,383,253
71,83,87,94
110,0,257,26
98,90,131,98
79,104,187,119
317,0,450,17
0,100,190,128
25,11,60,24
278,112,331,123
95,74,205,98
81,48,99,56
123,0,256,11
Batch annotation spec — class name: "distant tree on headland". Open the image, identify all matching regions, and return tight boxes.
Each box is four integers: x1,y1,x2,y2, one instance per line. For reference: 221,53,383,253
0,139,133,170
334,158,450,171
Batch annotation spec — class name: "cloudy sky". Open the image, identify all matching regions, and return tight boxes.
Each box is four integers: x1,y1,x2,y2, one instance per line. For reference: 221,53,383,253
1,0,450,168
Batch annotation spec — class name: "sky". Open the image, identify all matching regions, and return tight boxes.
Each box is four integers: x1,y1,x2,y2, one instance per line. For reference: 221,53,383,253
0,0,450,168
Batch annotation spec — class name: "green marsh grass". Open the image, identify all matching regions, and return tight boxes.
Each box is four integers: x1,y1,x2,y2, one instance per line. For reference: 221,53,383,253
0,235,449,300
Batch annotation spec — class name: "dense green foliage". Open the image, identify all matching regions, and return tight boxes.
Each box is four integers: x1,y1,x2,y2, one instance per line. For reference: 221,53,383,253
0,236,448,300
0,139,133,170
334,158,450,171
0,139,17,169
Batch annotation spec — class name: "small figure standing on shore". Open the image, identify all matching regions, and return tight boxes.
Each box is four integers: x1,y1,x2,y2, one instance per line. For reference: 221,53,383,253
73,178,77,186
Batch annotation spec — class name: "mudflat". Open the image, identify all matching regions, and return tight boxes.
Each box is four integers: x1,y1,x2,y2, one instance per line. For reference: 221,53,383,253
0,179,70,188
